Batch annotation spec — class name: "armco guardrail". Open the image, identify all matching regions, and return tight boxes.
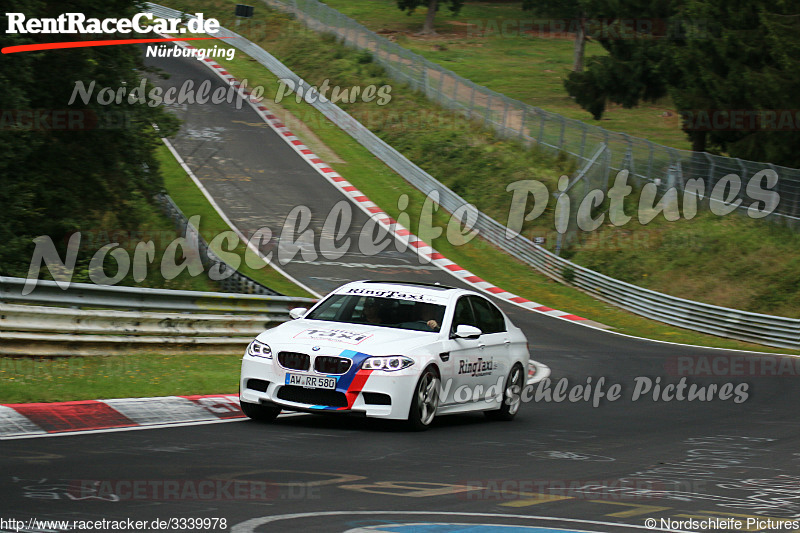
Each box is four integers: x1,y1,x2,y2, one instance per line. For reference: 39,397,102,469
506,242,800,350
156,193,281,295
141,5,800,350
0,277,316,356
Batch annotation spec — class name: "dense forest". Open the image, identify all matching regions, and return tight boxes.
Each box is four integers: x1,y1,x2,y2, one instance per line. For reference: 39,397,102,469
0,0,178,277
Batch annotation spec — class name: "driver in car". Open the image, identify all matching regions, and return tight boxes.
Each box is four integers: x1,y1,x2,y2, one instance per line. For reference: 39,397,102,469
419,303,442,332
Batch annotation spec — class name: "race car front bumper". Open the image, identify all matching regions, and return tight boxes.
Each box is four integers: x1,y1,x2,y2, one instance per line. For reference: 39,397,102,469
240,355,419,420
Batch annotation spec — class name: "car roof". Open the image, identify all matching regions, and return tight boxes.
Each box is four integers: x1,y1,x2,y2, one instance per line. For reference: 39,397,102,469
332,280,462,303
359,280,457,291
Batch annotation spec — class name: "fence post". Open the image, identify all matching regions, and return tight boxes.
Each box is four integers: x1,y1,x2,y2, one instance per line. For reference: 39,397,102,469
436,70,446,105
419,56,427,96
705,152,716,191
622,133,635,177
467,83,476,119
501,98,509,136
538,111,545,145
771,163,799,218
320,0,329,29
579,124,587,160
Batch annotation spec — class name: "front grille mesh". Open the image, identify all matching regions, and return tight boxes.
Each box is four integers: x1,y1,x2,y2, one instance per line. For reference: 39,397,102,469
278,351,310,371
314,356,352,375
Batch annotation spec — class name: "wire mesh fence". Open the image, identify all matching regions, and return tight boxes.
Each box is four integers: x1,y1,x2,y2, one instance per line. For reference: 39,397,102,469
264,0,800,226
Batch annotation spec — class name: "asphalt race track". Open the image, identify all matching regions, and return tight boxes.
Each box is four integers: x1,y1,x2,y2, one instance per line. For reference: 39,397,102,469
2,51,799,533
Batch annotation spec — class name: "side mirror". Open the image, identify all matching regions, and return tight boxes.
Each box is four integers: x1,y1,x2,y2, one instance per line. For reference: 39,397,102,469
453,324,482,339
289,307,308,320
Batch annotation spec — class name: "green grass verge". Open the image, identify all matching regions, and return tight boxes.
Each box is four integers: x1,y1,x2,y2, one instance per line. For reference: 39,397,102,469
319,0,691,150
567,212,800,319
166,3,798,355
157,144,315,298
0,354,240,403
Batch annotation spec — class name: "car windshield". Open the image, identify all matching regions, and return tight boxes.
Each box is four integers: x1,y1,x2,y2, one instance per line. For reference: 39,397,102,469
305,294,446,332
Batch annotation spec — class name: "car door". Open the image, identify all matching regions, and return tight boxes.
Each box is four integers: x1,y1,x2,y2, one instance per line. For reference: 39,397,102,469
467,295,510,395
440,295,483,406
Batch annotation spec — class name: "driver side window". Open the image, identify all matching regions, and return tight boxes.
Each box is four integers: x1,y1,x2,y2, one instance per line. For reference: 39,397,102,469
451,296,476,334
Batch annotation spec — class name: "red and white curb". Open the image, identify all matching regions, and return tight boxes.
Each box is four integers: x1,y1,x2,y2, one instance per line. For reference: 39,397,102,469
164,37,589,325
0,394,244,440
1,361,548,439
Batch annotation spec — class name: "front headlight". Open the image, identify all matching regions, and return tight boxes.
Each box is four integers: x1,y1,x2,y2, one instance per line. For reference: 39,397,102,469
247,340,272,359
361,356,414,371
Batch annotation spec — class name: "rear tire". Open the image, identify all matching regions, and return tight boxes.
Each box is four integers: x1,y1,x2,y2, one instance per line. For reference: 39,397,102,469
406,367,440,431
240,400,281,422
485,363,524,421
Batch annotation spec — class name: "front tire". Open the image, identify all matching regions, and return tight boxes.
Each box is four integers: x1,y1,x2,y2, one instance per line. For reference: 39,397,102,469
240,399,281,422
407,367,439,431
485,363,524,421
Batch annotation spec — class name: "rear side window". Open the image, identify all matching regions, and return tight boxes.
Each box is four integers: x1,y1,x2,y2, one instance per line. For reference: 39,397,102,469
469,296,506,334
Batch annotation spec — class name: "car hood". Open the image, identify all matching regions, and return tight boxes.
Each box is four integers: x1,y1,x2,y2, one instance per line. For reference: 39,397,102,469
257,319,436,356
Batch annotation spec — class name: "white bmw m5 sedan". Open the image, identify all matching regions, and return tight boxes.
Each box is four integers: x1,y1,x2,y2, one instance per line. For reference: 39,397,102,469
240,280,548,430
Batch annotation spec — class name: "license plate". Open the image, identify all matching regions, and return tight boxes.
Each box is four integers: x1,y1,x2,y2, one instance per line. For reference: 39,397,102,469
285,373,337,389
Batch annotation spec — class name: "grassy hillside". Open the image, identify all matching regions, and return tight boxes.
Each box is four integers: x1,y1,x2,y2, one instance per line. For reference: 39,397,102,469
320,0,690,150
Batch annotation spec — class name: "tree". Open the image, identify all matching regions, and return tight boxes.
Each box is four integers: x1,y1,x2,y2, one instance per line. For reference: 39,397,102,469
0,0,178,276
667,0,800,161
562,0,800,166
396,0,464,35
561,0,673,117
522,0,588,72
563,28,670,119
